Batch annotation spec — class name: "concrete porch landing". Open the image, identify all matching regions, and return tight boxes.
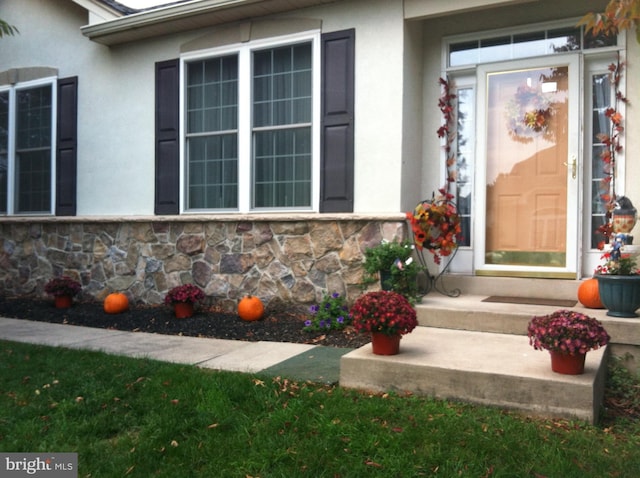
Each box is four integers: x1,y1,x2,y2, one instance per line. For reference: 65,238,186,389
340,327,608,424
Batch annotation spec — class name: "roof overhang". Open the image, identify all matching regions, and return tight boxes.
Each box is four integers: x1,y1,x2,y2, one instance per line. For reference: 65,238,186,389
403,0,538,20
80,0,339,46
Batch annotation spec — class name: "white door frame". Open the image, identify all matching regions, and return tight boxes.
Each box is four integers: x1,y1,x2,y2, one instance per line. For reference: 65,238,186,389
473,54,582,278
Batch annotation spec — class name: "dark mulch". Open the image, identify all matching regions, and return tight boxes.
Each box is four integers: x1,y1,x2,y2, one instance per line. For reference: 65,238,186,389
0,296,371,349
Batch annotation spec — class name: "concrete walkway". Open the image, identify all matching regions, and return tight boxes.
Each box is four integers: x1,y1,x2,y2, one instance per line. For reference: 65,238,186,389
0,317,354,384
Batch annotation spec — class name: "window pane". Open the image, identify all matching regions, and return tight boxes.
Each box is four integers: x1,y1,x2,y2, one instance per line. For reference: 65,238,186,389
187,134,238,209
15,85,51,213
253,128,311,208
0,91,8,213
590,73,611,249
546,27,580,53
186,55,238,210
253,43,312,128
450,26,614,67
16,150,51,213
187,55,238,134
456,87,474,247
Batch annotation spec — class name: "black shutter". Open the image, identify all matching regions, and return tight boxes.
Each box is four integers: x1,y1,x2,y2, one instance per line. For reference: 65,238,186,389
155,59,180,215
56,76,78,216
320,29,355,213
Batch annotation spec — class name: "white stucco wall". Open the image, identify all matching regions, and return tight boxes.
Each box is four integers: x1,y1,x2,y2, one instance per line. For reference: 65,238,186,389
2,0,633,221
314,0,407,213
623,36,639,228
0,0,409,216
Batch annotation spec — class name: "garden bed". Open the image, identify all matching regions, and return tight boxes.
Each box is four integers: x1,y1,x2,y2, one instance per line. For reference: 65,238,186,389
0,296,370,349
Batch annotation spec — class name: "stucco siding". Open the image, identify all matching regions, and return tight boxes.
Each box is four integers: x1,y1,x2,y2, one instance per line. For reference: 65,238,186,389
1,0,409,216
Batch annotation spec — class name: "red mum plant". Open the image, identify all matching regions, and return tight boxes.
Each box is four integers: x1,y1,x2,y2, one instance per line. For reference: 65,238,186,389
44,276,82,297
350,290,418,336
164,284,205,305
527,310,610,356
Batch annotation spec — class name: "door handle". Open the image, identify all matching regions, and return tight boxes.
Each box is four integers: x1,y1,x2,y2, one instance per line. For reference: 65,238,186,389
563,156,576,179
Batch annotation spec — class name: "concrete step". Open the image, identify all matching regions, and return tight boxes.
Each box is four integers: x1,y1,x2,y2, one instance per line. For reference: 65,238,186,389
415,293,640,353
339,327,608,423
436,275,581,300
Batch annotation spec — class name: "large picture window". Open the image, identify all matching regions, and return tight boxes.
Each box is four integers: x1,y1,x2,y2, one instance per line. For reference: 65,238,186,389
183,36,316,212
0,80,55,215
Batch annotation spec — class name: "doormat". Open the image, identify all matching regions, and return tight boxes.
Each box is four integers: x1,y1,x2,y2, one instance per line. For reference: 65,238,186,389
482,296,577,307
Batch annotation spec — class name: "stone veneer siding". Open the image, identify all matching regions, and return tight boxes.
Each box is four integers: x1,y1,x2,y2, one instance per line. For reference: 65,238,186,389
0,215,407,311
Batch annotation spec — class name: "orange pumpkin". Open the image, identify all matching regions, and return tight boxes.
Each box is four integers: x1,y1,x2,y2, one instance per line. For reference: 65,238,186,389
104,292,130,314
238,295,264,321
577,278,604,309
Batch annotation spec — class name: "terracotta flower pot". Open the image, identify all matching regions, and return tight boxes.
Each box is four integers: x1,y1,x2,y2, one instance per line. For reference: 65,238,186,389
174,302,194,319
55,295,73,309
549,350,586,375
371,332,401,355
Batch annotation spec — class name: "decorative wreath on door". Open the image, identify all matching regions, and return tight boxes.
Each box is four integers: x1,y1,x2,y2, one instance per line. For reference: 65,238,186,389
506,85,554,143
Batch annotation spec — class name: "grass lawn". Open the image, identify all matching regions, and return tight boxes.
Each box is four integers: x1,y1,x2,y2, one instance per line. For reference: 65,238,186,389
1,340,639,477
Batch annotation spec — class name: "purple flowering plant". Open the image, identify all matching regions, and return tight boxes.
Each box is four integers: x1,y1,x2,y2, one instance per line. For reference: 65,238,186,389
350,290,418,336
527,309,610,355
304,292,351,332
164,284,205,305
44,276,82,297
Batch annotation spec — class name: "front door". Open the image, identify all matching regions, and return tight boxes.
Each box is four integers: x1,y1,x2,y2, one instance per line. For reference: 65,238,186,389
475,56,580,278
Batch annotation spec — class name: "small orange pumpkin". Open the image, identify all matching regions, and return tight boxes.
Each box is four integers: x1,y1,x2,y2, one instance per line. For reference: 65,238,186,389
238,295,264,321
104,292,130,314
577,278,604,309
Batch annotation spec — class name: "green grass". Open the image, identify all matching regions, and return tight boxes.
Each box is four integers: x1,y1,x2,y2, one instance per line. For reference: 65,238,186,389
1,340,639,477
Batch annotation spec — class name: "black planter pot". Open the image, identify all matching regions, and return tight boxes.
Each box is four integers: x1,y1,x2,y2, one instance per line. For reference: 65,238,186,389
595,274,640,318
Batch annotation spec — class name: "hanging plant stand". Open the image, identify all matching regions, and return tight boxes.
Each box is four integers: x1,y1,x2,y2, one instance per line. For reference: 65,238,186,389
408,196,462,298
417,243,461,297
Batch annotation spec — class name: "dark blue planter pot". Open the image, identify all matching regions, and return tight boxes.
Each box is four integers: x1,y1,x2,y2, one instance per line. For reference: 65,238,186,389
596,274,640,318
380,271,393,291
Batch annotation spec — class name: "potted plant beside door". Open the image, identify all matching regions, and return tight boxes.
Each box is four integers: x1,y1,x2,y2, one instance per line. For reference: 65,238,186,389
527,310,610,375
362,239,420,303
595,240,640,317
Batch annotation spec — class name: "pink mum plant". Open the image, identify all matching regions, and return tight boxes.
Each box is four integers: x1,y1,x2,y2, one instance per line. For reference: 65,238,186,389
164,284,205,305
527,310,610,356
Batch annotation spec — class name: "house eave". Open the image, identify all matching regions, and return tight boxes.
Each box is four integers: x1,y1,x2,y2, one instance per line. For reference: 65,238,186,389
403,0,539,21
80,0,338,45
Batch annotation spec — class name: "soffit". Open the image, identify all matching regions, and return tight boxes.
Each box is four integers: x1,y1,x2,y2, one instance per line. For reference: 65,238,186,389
404,0,538,20
81,0,339,45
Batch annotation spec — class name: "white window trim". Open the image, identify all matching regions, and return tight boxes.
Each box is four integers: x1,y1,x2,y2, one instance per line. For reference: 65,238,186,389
0,76,57,216
443,17,622,72
179,30,321,214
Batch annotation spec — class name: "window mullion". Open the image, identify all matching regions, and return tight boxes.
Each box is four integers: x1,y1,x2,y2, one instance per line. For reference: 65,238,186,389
6,88,16,214
237,48,251,212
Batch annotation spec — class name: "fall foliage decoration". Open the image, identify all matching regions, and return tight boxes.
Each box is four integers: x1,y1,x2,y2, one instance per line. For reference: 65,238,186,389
594,58,627,249
406,77,462,265
104,292,129,314
238,295,265,321
579,0,640,44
